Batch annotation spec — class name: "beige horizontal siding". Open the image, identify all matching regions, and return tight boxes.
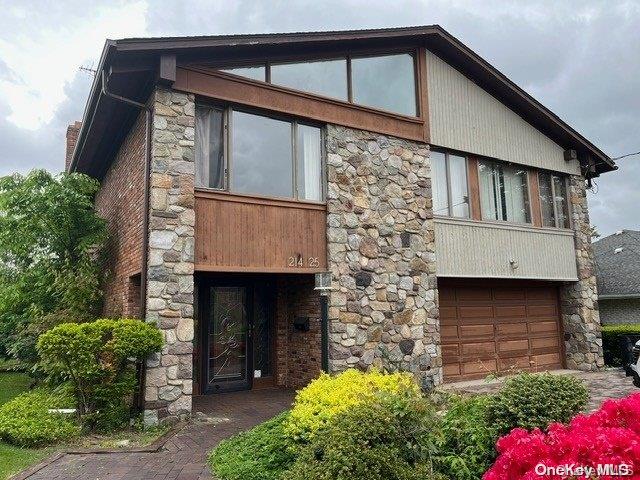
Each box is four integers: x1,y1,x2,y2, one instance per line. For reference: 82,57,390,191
435,217,578,280
426,50,580,175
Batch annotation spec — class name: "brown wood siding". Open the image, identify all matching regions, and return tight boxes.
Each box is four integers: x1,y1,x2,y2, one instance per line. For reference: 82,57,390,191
194,190,327,273
174,66,428,143
466,157,482,220
528,169,543,227
440,280,563,381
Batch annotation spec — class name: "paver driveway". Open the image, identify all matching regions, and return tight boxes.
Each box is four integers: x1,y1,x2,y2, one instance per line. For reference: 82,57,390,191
14,369,639,480
19,389,295,480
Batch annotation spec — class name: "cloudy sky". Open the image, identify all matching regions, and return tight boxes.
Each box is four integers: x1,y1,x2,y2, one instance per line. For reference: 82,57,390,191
0,0,638,236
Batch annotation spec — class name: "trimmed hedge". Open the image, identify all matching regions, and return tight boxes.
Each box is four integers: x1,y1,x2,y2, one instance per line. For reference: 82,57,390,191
487,372,588,436
283,394,443,480
284,369,421,444
602,323,640,366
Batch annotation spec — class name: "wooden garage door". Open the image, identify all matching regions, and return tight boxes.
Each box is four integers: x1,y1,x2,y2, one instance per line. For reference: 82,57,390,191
440,282,564,381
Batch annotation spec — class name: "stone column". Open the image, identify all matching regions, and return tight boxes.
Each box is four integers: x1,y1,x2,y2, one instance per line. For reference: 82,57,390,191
560,175,604,371
325,125,441,388
144,88,196,425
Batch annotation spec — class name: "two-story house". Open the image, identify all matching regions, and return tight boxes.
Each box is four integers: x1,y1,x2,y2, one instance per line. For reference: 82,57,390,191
66,26,615,424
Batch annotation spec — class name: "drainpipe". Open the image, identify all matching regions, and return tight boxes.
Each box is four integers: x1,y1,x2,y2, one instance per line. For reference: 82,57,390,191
101,69,153,411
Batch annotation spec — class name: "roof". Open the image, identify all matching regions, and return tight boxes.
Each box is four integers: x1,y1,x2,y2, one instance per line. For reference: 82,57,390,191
69,25,616,178
594,230,640,298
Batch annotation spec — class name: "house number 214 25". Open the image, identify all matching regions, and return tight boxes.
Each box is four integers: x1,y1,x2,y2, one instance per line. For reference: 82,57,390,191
288,256,320,268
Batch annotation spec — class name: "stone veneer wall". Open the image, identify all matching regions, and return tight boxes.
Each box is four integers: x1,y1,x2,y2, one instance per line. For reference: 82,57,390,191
144,88,196,424
560,175,604,371
325,125,441,387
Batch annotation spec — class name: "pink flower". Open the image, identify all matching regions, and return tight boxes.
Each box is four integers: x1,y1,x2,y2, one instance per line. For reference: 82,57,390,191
483,393,640,479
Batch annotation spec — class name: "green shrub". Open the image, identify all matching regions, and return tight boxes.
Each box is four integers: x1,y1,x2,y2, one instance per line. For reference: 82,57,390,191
602,324,640,366
0,389,79,447
284,369,421,444
209,411,293,480
435,394,497,480
37,318,163,431
283,394,445,480
487,372,588,436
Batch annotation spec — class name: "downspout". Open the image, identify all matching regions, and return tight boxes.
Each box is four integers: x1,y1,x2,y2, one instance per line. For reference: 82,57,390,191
101,69,153,411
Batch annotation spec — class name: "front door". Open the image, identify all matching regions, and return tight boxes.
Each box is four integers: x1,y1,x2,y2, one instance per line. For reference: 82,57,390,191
201,280,275,393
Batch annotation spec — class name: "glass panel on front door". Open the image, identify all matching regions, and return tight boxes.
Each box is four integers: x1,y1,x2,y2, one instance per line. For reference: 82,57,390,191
209,287,249,390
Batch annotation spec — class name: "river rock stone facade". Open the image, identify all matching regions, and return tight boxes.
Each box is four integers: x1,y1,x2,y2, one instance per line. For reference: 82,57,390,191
144,88,196,425
325,125,441,388
560,175,604,371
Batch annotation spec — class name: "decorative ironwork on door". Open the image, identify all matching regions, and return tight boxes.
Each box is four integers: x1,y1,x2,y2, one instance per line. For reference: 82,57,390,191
209,287,248,389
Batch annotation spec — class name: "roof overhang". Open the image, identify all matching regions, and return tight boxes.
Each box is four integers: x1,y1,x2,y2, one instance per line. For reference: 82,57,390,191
70,25,616,178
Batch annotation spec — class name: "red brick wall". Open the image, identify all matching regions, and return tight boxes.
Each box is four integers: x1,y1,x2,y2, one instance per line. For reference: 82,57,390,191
276,275,322,389
94,112,146,318
65,121,82,173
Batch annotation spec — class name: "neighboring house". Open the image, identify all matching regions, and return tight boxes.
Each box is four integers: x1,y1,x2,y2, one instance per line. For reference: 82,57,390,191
65,26,615,424
594,230,640,324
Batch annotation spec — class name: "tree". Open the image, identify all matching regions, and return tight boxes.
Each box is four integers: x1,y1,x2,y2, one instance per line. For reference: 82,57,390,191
0,169,107,368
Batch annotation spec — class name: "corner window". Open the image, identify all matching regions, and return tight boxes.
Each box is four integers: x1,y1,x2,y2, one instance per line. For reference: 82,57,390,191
538,172,570,228
478,160,530,223
195,106,323,202
431,151,469,218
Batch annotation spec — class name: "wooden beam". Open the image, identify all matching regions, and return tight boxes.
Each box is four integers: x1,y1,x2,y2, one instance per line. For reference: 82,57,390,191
158,54,176,85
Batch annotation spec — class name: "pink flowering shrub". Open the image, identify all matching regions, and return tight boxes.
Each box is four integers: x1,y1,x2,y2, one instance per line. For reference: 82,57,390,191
483,393,640,479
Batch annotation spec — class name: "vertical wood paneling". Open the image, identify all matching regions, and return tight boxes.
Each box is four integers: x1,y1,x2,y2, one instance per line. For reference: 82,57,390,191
435,218,578,280
195,191,327,272
426,50,580,175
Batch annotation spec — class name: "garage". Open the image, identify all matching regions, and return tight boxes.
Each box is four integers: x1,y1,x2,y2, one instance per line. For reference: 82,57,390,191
440,280,564,381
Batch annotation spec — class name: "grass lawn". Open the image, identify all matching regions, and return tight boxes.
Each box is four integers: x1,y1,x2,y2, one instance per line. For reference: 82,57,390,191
0,443,50,480
0,370,48,480
0,372,32,405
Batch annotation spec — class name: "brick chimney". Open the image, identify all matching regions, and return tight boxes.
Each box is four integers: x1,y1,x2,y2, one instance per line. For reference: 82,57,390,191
65,121,82,172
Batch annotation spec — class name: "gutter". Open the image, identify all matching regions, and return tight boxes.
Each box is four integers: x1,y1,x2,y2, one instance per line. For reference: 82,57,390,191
598,294,640,300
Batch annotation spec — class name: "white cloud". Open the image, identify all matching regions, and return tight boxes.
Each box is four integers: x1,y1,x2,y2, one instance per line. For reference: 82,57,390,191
0,1,148,130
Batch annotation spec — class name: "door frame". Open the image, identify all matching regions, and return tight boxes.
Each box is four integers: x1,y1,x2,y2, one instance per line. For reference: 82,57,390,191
197,274,277,394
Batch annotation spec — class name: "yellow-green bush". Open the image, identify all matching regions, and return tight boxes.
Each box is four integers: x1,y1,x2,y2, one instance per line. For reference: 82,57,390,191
284,369,421,443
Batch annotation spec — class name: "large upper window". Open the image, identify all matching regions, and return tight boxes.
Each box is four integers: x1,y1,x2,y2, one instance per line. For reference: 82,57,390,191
478,160,531,224
351,54,416,116
216,52,418,117
271,59,348,100
195,106,323,202
431,151,469,218
538,172,570,228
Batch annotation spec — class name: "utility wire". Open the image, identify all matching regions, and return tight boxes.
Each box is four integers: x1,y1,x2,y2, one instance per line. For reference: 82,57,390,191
611,151,640,161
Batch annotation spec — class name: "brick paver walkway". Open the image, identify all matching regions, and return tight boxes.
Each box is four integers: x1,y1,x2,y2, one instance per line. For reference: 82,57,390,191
16,370,639,480
443,368,638,412
22,389,295,480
